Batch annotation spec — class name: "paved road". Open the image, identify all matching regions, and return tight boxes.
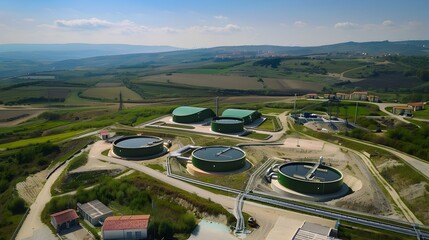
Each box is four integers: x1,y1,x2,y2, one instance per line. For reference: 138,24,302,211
371,102,411,124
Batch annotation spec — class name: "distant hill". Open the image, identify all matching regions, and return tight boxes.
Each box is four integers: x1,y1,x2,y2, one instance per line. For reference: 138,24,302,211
0,43,182,61
49,40,429,70
1,40,428,77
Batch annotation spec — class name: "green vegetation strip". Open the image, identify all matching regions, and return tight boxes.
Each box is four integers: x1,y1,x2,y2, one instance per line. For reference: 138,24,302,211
0,130,87,149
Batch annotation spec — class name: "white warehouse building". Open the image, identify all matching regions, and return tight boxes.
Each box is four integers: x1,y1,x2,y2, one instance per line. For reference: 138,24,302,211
102,215,150,240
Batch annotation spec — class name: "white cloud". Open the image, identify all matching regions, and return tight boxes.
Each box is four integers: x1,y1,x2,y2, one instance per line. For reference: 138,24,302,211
334,21,359,29
382,20,394,27
294,21,307,27
189,24,241,33
55,18,113,29
23,18,35,22
214,15,228,20
47,18,178,34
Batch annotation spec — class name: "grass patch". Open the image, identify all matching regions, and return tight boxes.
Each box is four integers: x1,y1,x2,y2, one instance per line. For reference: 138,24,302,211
244,132,271,140
338,221,415,240
255,115,282,132
0,130,87,149
101,149,109,156
160,123,195,129
412,108,429,119
146,163,165,172
80,86,142,101
67,152,88,171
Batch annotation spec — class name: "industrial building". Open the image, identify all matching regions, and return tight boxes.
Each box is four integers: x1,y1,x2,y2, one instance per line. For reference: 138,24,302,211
221,109,261,124
112,135,165,159
211,117,244,133
50,209,79,233
293,222,339,240
102,215,150,240
191,146,246,172
172,106,215,123
77,200,112,226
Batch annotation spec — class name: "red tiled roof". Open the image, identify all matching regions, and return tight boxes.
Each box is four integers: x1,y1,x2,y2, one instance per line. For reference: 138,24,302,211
99,129,109,135
103,215,150,231
50,209,79,225
393,106,412,110
352,91,368,94
407,102,425,107
306,93,318,96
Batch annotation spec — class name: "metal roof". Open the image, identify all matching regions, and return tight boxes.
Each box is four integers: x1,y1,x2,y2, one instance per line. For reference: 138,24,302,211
78,200,112,219
172,106,210,116
221,109,258,119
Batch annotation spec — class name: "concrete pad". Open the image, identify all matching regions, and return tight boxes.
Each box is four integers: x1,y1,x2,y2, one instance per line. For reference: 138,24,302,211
265,217,304,240
282,138,324,151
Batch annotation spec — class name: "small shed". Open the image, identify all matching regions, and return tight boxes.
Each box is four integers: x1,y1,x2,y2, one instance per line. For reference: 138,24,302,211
50,209,79,232
77,200,113,226
100,129,110,140
102,215,150,240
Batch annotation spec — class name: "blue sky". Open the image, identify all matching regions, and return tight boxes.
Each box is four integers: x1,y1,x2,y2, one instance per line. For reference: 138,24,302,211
0,0,428,47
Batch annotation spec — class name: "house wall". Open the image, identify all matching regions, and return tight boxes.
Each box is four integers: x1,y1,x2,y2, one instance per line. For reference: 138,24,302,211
103,229,147,240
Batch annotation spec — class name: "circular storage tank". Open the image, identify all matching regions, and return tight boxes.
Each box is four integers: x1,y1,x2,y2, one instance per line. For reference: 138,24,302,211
113,135,164,159
192,146,246,172
211,117,244,134
277,162,343,194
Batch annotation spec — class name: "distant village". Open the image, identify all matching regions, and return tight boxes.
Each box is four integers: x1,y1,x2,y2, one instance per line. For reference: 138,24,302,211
305,92,426,116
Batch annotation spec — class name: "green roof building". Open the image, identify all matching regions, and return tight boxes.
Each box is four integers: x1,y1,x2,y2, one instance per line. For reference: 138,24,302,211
221,109,261,124
172,106,215,123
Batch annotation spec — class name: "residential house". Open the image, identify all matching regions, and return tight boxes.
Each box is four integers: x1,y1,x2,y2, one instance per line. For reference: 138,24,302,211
407,102,425,111
350,92,368,101
50,209,79,232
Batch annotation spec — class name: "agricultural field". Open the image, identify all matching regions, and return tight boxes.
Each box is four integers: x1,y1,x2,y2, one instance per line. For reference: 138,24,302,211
0,86,74,103
0,109,42,122
138,73,324,92
80,86,143,101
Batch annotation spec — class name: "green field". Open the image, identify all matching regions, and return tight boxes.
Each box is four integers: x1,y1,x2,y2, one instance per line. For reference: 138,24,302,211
80,86,142,101
138,73,324,92
412,108,429,119
0,130,87,149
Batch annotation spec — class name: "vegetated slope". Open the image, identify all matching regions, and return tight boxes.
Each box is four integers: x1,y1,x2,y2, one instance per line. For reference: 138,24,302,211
49,40,429,70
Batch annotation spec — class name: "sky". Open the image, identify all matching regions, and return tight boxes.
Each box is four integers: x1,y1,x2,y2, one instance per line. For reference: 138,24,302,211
0,0,428,48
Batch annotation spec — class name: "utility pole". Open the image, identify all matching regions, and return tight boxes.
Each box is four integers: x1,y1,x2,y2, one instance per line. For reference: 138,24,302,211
293,93,297,112
118,91,124,111
215,96,219,117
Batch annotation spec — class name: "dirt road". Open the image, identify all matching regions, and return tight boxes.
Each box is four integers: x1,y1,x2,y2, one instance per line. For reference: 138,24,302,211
15,163,68,240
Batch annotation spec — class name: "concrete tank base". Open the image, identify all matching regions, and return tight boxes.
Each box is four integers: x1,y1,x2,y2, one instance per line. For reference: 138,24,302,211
186,161,252,176
271,179,350,202
108,147,168,160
